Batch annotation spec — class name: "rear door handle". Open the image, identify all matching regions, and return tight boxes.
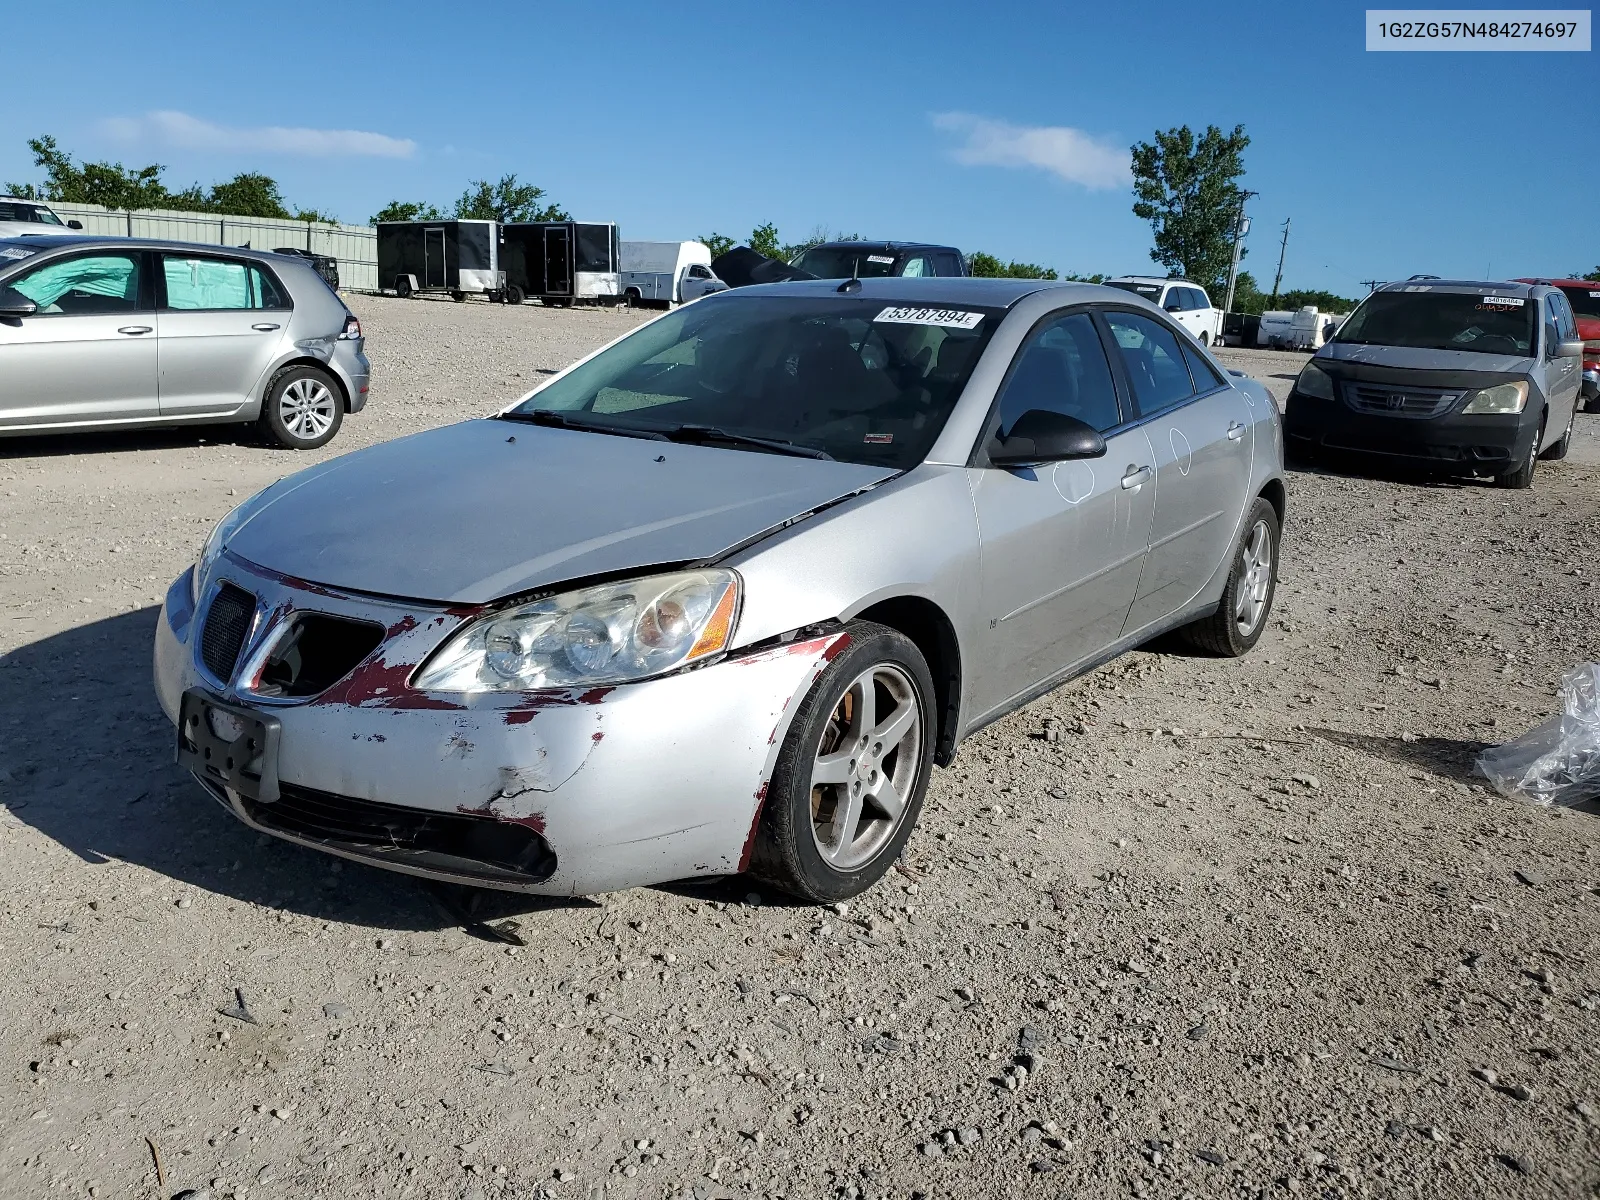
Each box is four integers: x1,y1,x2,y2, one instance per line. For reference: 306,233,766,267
1121,465,1154,489
117,325,152,335
251,323,281,332
1227,421,1247,440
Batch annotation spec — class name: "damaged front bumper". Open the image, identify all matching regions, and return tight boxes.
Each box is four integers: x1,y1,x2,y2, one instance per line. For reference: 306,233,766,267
153,554,845,894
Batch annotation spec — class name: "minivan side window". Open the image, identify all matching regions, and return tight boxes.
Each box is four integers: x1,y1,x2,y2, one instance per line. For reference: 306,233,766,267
992,311,1123,438
9,253,144,314
1104,310,1196,415
162,256,287,310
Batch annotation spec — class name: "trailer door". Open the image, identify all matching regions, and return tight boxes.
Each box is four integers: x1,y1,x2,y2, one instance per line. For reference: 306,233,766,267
424,228,446,289
543,226,572,296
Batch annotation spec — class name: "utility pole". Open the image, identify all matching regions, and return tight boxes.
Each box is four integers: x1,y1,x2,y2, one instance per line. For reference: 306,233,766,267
1222,190,1257,314
1269,218,1291,307
1359,279,1382,294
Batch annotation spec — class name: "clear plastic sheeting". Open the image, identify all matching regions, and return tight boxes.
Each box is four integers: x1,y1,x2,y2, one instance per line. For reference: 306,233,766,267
1477,663,1600,807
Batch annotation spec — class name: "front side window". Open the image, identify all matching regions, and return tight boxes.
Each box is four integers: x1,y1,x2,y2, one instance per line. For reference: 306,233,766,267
162,257,286,310
932,252,964,277
687,264,712,279
1334,291,1534,356
1180,339,1224,391
1189,287,1212,311
899,256,932,278
1104,310,1196,415
508,294,1002,469
9,253,142,314
993,311,1122,437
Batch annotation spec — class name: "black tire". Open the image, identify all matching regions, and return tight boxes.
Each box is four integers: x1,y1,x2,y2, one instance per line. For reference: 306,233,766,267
1181,497,1280,657
505,285,524,306
1585,394,1600,415
1495,414,1543,489
449,289,465,303
1199,331,1210,346
258,364,344,450
1541,405,1575,461
748,621,937,903
623,288,640,308
394,276,413,299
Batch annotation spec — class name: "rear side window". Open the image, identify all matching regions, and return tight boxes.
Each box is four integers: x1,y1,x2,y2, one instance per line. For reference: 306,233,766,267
994,311,1123,436
9,253,143,313
932,251,964,277
1104,310,1196,415
162,256,287,310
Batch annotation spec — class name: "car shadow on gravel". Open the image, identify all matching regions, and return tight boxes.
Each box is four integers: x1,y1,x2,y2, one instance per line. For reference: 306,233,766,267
0,607,590,932
1285,454,1500,490
1309,727,1490,784
0,424,263,461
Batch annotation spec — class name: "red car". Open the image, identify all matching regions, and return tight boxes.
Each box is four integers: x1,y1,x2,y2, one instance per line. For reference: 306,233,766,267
1518,278,1600,412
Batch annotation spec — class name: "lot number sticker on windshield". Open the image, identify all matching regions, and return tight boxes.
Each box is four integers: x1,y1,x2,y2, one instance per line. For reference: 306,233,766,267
1479,296,1524,310
867,255,895,264
874,306,984,329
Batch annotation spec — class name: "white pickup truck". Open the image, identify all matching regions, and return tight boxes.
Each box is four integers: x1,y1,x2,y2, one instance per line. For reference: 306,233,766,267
619,241,727,307
1104,276,1223,346
0,197,82,240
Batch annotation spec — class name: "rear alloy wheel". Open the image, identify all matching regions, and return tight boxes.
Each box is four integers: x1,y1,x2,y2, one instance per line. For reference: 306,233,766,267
1181,497,1279,657
748,621,935,902
1495,415,1543,489
260,365,343,450
1540,406,1576,461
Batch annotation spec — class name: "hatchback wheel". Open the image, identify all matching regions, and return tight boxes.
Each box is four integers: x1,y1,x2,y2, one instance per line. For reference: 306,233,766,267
748,621,936,903
260,365,343,450
1182,497,1279,657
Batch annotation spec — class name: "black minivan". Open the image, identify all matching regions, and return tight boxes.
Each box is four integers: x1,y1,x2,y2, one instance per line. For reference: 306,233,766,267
1283,279,1585,489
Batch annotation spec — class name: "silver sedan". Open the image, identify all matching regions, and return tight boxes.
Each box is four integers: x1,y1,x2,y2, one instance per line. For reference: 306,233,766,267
0,235,369,448
153,278,1285,901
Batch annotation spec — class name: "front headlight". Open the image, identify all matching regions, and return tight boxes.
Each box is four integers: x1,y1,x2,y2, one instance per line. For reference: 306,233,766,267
414,569,741,693
1295,362,1335,401
191,501,251,604
1461,381,1528,414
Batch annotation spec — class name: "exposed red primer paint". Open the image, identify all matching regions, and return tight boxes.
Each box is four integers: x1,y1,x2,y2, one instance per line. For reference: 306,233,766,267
821,632,853,661
503,710,537,726
313,656,465,711
499,686,615,723
737,781,770,872
248,563,346,600
591,732,604,744
456,803,547,834
444,604,481,618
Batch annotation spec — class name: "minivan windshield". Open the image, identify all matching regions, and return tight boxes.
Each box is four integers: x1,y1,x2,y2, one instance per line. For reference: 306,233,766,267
1334,291,1535,356
506,294,1001,469
789,247,901,279
1558,285,1600,321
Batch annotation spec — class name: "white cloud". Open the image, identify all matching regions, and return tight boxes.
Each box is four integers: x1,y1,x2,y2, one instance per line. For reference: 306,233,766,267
101,110,416,159
932,112,1129,190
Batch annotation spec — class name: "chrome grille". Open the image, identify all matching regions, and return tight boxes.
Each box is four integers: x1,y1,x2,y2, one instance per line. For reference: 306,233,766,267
1343,383,1461,419
200,583,256,681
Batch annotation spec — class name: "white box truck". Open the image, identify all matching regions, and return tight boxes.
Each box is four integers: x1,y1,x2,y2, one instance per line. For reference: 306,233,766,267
619,241,728,307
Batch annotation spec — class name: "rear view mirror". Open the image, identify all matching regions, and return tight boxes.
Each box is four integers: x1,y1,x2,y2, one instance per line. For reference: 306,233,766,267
989,409,1107,467
1556,338,1584,358
0,286,38,317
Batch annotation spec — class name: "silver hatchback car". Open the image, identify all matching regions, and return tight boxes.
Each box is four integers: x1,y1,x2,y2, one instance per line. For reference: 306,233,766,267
0,235,369,448
154,278,1284,902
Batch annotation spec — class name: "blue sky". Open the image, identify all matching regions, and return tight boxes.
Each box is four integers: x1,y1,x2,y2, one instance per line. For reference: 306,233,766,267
4,1,1594,295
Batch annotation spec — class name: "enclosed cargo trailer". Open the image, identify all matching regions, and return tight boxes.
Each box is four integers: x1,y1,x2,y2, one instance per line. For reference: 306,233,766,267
376,220,504,301
501,222,620,306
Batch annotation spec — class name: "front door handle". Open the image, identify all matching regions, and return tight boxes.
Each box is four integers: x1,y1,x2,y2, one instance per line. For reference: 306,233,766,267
251,323,281,332
1121,464,1154,490
117,325,152,335
1227,421,1247,440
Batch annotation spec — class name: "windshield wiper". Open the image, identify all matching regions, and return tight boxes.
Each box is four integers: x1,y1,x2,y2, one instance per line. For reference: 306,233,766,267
496,409,669,440
664,424,834,460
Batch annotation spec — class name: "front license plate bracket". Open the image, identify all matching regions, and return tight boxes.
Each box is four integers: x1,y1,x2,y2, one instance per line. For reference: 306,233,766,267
175,687,282,803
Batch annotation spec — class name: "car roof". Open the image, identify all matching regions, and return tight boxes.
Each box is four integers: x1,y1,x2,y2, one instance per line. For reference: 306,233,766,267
1513,277,1595,288
1376,278,1544,297
1104,275,1189,283
720,276,1122,307
801,240,960,253
0,233,296,265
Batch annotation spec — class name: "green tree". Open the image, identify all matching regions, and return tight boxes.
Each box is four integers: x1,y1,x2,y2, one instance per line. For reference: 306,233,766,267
1582,266,1600,283
371,200,444,225
205,173,292,219
11,134,170,209
747,221,783,260
698,232,736,258
454,175,568,223
968,251,1058,280
1130,124,1250,296
1278,287,1357,313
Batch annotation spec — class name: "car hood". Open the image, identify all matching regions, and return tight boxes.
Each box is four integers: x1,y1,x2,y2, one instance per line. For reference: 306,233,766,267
224,418,895,604
1317,341,1533,375
0,222,76,239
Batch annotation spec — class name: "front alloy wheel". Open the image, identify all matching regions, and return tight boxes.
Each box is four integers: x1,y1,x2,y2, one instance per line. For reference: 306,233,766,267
749,621,936,902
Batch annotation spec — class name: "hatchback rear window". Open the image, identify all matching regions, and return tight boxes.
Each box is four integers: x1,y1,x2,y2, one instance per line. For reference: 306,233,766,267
509,294,1003,469
1335,292,1534,356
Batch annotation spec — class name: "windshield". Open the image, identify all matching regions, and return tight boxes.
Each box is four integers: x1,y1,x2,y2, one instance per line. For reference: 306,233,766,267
1105,280,1164,302
1334,291,1535,356
508,295,1002,469
789,248,901,279
1559,285,1600,321
0,202,63,225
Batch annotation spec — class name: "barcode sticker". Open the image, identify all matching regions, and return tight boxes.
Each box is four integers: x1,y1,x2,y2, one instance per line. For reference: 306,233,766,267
874,306,984,329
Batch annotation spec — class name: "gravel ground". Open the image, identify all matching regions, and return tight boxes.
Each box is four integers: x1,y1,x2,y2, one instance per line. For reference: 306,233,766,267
2,295,1598,1200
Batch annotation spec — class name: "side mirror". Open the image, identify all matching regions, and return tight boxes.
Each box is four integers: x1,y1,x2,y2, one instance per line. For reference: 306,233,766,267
66,219,84,230
1556,338,1585,359
1164,299,1183,312
0,286,39,317
989,409,1107,467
